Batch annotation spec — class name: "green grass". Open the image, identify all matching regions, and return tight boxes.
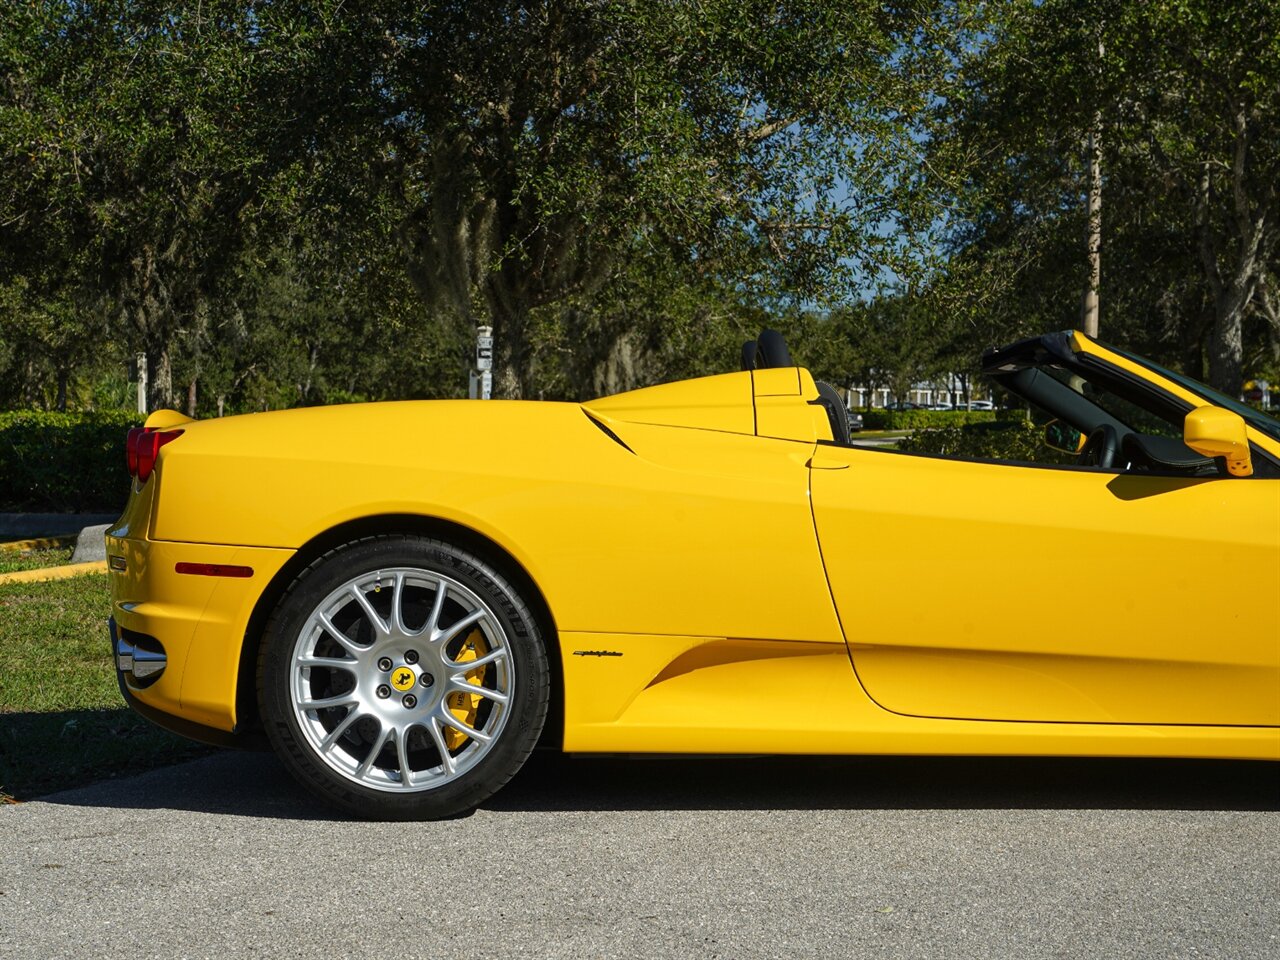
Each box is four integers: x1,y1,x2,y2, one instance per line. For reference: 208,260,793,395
0,574,210,801
0,545,74,574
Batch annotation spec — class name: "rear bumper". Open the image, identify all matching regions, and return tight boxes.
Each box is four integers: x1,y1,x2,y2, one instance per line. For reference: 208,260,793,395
109,616,259,749
106,530,294,736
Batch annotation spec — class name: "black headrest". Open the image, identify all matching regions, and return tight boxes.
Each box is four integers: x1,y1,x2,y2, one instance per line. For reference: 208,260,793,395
741,329,793,370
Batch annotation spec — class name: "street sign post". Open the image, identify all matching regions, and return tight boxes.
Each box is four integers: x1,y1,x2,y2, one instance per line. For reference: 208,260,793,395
477,326,493,400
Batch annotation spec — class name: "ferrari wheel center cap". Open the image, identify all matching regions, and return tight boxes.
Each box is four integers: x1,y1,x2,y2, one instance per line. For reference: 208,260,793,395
390,667,417,692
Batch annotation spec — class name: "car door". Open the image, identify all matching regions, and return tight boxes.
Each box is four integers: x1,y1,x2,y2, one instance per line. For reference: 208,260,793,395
809,445,1280,726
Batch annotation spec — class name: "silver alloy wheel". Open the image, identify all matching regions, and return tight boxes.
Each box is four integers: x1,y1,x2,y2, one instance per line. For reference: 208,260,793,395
288,567,513,793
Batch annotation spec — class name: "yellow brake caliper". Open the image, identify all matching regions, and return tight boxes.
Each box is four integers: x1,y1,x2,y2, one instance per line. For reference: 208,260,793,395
443,628,488,751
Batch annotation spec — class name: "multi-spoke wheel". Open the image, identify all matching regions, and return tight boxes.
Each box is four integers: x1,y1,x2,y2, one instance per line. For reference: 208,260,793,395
260,536,549,819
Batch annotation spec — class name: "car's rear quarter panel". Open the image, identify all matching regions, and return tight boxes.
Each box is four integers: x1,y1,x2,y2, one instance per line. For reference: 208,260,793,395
151,401,841,644
106,475,293,732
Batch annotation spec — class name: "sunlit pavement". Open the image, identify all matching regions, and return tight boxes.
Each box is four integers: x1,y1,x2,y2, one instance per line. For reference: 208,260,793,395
2,751,1277,959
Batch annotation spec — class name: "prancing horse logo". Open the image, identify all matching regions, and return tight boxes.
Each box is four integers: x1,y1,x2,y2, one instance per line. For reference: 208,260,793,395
391,669,415,691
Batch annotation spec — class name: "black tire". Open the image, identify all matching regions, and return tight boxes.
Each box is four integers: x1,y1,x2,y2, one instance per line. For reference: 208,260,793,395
259,535,549,820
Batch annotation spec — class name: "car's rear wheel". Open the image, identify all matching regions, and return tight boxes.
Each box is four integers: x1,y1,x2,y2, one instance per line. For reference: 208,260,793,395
260,535,549,819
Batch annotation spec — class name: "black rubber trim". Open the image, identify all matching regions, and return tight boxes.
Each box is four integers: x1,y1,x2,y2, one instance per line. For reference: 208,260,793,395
810,381,851,444
109,617,266,750
981,329,1076,373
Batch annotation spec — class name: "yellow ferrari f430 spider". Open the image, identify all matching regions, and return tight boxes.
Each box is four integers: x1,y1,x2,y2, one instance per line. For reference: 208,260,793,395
107,329,1280,818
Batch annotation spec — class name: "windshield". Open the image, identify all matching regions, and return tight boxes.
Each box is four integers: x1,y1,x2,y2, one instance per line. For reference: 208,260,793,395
1106,345,1280,442
1040,364,1180,438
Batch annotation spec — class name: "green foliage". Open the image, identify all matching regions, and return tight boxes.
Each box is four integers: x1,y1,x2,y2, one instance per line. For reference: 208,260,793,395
1,1,373,409
926,0,1280,392
1,1,1275,411
823,293,977,404
0,410,140,512
897,416,1077,466
288,0,943,395
863,409,1002,431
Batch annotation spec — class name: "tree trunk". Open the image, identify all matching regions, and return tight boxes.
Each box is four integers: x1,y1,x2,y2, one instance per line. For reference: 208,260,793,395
1082,108,1102,338
301,343,319,403
23,359,38,408
596,330,644,398
1196,107,1271,395
146,344,173,411
1258,278,1280,360
492,304,531,399
186,377,198,418
1207,290,1249,396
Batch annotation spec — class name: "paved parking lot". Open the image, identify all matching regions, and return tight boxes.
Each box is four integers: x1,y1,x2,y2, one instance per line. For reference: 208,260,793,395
1,752,1277,959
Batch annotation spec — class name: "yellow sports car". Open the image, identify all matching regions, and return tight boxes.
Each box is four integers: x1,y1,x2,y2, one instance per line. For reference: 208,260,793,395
107,329,1280,818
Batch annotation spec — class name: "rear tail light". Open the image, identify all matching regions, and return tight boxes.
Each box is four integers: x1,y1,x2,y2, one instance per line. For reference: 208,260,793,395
125,427,183,484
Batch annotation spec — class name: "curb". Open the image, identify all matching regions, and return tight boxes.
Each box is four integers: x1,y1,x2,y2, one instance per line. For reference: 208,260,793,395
71,523,110,563
0,561,108,584
0,536,75,552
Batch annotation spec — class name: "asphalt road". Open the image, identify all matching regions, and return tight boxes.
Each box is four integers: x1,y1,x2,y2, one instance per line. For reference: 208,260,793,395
1,752,1277,960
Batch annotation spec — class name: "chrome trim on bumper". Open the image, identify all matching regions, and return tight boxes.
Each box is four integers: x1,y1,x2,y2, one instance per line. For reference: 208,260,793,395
107,617,264,750
110,617,167,687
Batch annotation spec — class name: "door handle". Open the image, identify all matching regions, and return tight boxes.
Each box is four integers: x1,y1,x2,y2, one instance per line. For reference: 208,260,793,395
806,454,849,470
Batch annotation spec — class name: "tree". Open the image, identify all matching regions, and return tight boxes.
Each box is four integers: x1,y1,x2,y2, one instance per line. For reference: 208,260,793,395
927,0,1279,393
0,2,341,410
830,294,951,408
316,0,939,396
1116,1,1280,393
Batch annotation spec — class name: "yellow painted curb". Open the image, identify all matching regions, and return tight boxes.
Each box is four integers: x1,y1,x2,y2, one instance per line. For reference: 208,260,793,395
0,536,75,552
0,561,108,584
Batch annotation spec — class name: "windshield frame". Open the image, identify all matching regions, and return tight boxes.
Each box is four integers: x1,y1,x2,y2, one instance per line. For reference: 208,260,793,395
1104,343,1280,442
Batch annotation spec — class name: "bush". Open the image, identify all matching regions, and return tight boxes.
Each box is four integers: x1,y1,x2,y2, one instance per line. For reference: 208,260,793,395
0,410,142,512
896,416,1077,465
860,409,1003,431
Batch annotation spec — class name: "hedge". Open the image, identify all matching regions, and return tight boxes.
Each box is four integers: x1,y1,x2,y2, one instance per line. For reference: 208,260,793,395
896,416,1076,466
0,410,143,512
860,409,1006,431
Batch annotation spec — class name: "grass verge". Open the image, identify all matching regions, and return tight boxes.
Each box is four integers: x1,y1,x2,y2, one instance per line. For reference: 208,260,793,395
0,573,210,802
0,542,74,574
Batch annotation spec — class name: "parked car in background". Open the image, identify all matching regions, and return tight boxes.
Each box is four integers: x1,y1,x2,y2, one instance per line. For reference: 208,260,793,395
846,409,863,433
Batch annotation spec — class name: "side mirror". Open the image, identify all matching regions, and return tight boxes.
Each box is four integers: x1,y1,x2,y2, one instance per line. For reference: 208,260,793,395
1184,406,1253,477
1043,419,1085,454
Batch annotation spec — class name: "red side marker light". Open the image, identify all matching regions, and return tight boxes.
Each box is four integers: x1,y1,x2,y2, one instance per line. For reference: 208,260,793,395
175,562,254,578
